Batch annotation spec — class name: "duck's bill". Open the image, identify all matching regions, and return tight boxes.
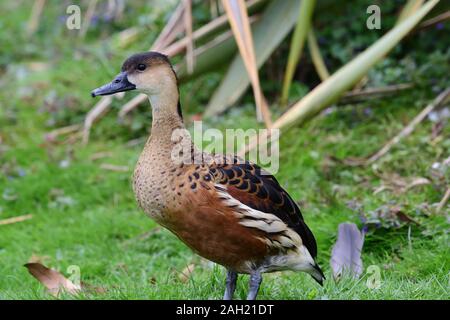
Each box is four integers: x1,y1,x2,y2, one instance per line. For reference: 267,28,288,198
91,72,136,97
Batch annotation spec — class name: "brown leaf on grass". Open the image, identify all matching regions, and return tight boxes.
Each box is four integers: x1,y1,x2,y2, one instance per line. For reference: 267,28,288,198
178,264,195,283
395,210,419,224
24,263,106,296
24,263,81,297
330,223,364,281
387,205,419,225
365,204,419,229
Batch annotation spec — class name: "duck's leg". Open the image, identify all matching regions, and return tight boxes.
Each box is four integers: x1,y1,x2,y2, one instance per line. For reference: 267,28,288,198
246,271,262,300
223,270,238,300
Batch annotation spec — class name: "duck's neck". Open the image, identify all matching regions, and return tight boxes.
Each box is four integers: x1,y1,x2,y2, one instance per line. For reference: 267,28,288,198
144,88,199,167
148,86,184,133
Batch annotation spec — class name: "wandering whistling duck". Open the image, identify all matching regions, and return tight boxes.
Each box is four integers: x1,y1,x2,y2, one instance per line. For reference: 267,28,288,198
91,52,324,299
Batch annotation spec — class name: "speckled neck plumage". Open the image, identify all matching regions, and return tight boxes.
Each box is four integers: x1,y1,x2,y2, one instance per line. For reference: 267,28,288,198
132,87,189,225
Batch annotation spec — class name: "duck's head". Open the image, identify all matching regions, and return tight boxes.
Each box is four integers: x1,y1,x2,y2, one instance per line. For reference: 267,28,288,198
91,51,177,98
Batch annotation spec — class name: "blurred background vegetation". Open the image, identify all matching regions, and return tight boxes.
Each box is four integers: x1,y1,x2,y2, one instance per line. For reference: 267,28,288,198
0,0,449,299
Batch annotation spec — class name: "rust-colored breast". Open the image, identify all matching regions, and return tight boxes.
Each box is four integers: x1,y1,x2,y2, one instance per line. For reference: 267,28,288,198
162,176,269,273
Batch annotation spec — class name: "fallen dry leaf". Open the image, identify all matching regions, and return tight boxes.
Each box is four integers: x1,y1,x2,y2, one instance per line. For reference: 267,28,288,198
24,263,81,297
24,262,107,296
364,204,419,229
178,264,195,283
395,210,419,224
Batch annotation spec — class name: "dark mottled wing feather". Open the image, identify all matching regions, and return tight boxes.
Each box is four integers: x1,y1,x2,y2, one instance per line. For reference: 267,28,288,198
210,157,318,258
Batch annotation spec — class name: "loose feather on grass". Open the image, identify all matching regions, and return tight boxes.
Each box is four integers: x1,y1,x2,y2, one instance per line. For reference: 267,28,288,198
330,223,364,281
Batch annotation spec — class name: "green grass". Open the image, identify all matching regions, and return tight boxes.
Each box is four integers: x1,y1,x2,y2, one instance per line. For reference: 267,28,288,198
0,1,449,300
1,96,448,299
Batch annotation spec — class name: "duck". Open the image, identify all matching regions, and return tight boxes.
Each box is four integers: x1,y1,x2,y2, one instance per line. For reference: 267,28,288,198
91,51,324,300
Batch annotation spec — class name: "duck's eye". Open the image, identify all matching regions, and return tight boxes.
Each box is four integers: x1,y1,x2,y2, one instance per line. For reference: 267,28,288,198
137,64,146,71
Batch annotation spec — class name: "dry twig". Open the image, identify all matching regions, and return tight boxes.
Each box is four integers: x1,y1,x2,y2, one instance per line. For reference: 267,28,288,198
341,83,413,103
46,124,81,142
183,0,195,74
100,164,130,172
26,0,46,36
436,187,450,214
0,214,33,226
79,0,98,38
82,96,113,145
222,0,272,127
419,10,450,29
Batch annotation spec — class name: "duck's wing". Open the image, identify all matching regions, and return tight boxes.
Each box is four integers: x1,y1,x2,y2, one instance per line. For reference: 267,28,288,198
209,157,318,258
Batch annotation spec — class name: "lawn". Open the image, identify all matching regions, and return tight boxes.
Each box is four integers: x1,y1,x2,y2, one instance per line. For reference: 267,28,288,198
0,1,449,300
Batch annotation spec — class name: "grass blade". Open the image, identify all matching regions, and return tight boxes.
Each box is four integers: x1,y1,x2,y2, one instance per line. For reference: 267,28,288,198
307,28,330,81
280,0,316,105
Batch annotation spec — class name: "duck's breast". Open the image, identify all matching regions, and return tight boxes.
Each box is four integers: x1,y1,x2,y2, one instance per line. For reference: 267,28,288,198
132,152,170,221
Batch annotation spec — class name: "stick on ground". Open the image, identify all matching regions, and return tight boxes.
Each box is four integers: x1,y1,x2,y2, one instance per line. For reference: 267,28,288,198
0,214,33,226
340,83,413,103
26,0,46,37
436,187,450,214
